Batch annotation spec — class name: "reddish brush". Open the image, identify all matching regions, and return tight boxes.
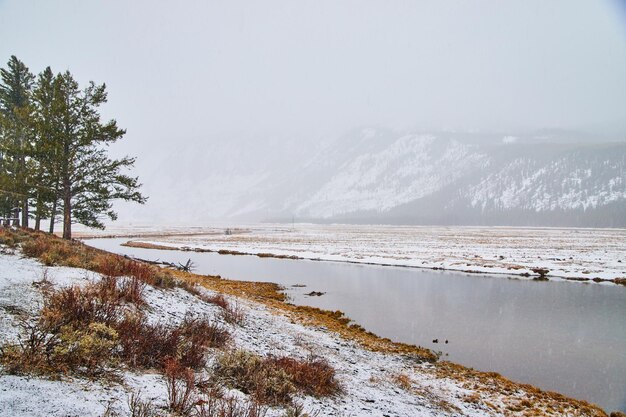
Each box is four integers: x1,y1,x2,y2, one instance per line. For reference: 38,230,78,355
164,357,196,415
267,356,341,398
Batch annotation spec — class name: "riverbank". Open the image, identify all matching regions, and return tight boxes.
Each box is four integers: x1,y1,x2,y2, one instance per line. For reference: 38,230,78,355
101,224,626,285
0,228,611,416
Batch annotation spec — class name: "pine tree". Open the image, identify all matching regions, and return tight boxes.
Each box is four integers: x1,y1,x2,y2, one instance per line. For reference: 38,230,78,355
0,56,34,227
30,67,60,231
1,57,145,237
51,71,146,239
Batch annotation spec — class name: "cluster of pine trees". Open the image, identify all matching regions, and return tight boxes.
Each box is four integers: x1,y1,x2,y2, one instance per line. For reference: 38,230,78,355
0,56,145,239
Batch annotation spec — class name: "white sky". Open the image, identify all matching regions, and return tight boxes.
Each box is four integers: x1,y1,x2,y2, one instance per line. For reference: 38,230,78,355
2,0,626,224
1,0,626,153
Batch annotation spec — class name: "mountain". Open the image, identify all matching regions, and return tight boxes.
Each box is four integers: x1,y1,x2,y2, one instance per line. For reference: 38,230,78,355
280,129,626,227
123,128,626,227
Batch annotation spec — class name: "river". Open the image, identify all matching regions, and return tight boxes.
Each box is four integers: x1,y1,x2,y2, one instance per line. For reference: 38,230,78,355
86,237,626,413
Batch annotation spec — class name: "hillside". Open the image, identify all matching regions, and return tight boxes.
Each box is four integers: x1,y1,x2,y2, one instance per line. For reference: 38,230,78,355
126,129,626,227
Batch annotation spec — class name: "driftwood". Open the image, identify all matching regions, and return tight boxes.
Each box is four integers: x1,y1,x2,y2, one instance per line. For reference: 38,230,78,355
123,255,194,271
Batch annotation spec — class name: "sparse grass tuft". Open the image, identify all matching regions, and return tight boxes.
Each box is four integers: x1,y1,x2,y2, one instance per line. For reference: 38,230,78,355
204,293,230,309
266,356,341,398
219,299,246,326
391,373,412,390
128,391,158,417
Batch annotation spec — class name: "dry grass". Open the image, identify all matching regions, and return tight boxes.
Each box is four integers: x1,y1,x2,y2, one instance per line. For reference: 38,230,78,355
432,361,608,416
391,373,412,391
1,266,230,376
265,355,341,398
213,350,341,406
1,228,611,416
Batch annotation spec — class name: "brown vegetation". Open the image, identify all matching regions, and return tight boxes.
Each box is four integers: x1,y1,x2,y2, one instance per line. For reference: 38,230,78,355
213,350,341,406
1,267,230,376
0,228,611,416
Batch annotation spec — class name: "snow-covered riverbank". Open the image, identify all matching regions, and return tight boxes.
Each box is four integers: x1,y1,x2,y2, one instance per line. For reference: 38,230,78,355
111,224,626,284
0,236,610,416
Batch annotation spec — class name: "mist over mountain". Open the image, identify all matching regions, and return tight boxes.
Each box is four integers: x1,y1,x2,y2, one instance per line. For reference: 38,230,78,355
120,128,625,228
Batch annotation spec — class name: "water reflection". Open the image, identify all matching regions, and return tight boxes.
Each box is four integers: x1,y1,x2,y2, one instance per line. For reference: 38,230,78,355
86,238,626,412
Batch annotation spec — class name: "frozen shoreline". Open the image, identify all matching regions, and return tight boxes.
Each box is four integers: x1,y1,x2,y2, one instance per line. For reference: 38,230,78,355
103,224,626,284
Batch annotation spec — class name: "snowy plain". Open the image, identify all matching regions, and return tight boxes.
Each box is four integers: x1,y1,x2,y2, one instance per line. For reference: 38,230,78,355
105,224,626,283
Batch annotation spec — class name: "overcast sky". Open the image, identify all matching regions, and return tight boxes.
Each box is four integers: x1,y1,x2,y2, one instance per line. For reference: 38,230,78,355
1,0,626,152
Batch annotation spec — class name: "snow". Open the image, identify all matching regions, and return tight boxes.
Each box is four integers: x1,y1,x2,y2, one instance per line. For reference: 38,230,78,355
467,156,626,213
128,224,626,282
0,250,100,343
294,136,489,217
1,242,606,416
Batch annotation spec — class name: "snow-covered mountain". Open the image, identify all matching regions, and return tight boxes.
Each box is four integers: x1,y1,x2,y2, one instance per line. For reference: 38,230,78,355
125,128,626,227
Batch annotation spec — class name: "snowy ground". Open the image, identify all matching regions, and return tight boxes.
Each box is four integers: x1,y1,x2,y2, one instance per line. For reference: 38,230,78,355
118,224,626,282
0,243,607,416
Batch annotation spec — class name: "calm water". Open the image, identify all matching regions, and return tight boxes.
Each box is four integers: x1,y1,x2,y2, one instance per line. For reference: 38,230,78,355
87,238,626,413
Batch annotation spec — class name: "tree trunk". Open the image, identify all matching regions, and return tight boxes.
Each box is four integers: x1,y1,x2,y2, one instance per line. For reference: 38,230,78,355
62,177,71,240
35,194,43,231
34,192,41,231
49,179,59,234
21,198,28,229
49,197,57,234
12,206,19,227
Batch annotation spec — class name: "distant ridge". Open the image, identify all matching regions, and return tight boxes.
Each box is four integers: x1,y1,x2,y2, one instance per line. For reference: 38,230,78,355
130,128,626,227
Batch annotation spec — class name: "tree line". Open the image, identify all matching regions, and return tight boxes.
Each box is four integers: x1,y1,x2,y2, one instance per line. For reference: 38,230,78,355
0,56,145,239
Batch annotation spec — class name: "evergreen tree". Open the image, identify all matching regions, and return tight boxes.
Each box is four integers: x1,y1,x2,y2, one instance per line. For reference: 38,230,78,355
51,71,146,239
0,56,34,226
1,57,145,237
30,67,60,231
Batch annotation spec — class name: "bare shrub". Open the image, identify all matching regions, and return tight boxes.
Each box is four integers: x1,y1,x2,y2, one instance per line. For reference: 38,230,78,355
41,284,121,329
195,394,267,417
128,391,157,417
2,279,229,376
1,316,118,376
117,314,229,371
118,277,147,305
95,255,170,289
200,293,246,327
165,357,196,416
0,317,54,374
52,322,119,375
266,355,341,398
213,350,341,406
204,293,229,310
213,350,294,405
220,299,246,326
178,316,231,368
116,314,179,369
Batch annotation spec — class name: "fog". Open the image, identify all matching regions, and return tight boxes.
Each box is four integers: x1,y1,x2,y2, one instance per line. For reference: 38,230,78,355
1,0,626,225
